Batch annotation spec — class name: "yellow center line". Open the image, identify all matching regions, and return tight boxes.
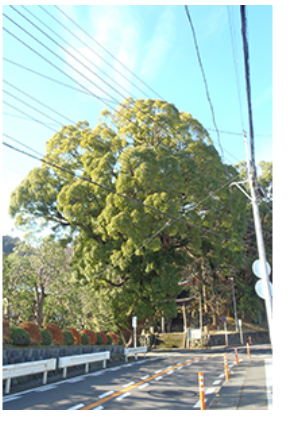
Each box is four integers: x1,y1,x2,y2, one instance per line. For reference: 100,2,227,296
80,354,213,410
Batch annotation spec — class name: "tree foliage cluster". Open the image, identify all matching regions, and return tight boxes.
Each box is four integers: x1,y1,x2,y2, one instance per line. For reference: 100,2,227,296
6,98,272,340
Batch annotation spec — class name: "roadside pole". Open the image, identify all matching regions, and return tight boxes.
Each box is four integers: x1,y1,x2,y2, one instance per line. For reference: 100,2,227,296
239,319,244,345
132,316,137,348
243,132,273,345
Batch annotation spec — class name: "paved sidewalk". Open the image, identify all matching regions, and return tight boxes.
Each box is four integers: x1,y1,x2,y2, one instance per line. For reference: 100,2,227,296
209,356,272,410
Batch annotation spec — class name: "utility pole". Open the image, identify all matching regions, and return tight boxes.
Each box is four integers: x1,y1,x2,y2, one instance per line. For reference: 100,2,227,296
240,5,273,345
243,132,273,345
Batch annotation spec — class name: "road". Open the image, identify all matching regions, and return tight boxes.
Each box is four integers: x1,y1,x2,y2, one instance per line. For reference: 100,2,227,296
2,345,272,410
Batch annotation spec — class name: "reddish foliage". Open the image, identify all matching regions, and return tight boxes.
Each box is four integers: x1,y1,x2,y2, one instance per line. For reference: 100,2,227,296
66,328,82,345
96,332,108,345
44,323,64,345
81,329,97,345
20,321,42,345
3,319,11,344
107,332,119,345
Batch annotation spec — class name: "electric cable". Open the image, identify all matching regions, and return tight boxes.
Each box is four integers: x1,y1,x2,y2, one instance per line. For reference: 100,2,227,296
3,139,271,257
54,5,164,100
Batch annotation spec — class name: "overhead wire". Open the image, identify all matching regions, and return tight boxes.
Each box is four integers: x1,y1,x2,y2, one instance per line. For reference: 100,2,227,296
54,5,164,100
3,139,271,257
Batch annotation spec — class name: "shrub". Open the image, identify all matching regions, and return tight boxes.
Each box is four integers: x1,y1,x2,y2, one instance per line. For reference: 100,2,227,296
81,329,97,345
96,334,103,345
40,328,52,345
44,323,64,345
62,329,75,346
66,328,82,345
20,321,42,345
81,333,89,345
96,332,108,345
3,319,11,344
107,332,119,345
106,334,112,345
11,327,31,346
118,336,123,346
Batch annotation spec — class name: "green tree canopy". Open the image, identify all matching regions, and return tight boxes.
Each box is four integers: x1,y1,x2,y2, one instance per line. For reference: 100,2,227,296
9,98,248,338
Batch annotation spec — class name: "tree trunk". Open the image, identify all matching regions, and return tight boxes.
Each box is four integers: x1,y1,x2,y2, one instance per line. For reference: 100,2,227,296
161,316,165,333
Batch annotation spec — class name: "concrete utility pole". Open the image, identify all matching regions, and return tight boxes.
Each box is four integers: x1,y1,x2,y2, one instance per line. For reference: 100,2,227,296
244,132,273,345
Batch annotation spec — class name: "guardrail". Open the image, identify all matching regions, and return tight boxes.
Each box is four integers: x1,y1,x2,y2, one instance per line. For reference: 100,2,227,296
3,358,57,394
124,346,147,362
58,351,110,378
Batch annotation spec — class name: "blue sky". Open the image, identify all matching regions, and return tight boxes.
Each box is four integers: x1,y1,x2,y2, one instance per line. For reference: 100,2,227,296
1,4,272,239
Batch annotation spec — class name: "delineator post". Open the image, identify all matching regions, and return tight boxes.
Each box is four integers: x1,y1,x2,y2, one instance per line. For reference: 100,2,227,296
198,372,206,410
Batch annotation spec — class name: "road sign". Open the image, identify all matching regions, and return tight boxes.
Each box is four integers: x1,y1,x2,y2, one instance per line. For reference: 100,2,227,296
255,280,273,300
132,316,137,327
252,259,271,278
221,317,226,322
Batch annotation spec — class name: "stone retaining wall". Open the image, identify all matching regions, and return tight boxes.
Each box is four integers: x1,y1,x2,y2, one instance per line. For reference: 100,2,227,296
3,345,125,390
208,331,270,346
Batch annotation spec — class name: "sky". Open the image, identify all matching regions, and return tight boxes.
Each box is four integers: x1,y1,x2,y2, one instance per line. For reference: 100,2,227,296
1,3,273,239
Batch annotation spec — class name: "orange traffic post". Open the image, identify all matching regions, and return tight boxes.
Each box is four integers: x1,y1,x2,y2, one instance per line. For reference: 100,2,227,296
198,372,206,410
234,347,239,365
224,354,230,381
247,342,251,359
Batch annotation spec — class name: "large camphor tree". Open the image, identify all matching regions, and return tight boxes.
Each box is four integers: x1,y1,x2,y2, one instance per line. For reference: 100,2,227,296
9,98,247,343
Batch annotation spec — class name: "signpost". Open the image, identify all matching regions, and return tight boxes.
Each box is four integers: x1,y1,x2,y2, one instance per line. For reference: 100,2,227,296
132,316,137,348
221,317,228,346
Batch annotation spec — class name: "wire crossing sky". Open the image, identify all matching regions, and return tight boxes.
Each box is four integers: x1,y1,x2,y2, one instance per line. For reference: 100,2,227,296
2,4,272,239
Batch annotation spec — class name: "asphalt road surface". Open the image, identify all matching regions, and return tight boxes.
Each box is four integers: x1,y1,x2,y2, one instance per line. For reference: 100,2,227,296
2,345,272,410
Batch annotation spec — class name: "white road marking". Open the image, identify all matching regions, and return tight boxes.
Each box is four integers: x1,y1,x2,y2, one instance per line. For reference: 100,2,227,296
68,403,85,410
98,390,114,399
193,399,207,408
140,375,150,380
218,373,225,378
264,359,273,410
3,395,22,403
122,381,135,388
166,370,174,375
154,375,163,381
176,362,182,365
92,405,104,410
66,376,84,383
110,366,121,371
205,387,216,395
213,379,222,385
34,386,56,392
155,369,163,374
185,363,192,366
116,392,131,401
139,383,149,390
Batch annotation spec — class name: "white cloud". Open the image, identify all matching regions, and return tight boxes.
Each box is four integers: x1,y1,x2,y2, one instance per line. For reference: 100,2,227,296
140,7,176,80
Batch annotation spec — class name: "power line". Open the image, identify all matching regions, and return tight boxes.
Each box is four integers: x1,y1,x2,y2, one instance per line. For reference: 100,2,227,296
184,5,224,161
3,80,76,125
54,5,164,100
3,58,114,103
3,139,271,256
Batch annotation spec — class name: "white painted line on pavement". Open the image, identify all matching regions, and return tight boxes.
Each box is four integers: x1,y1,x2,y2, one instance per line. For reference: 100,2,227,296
122,381,135,388
139,383,149,390
218,373,225,378
185,363,192,366
66,376,84,383
166,370,174,375
98,390,114,399
264,359,273,410
140,375,150,380
68,403,85,410
3,395,22,403
154,375,163,381
193,399,207,408
92,405,104,410
205,387,216,395
35,386,56,392
155,369,163,374
116,392,131,401
213,379,222,385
